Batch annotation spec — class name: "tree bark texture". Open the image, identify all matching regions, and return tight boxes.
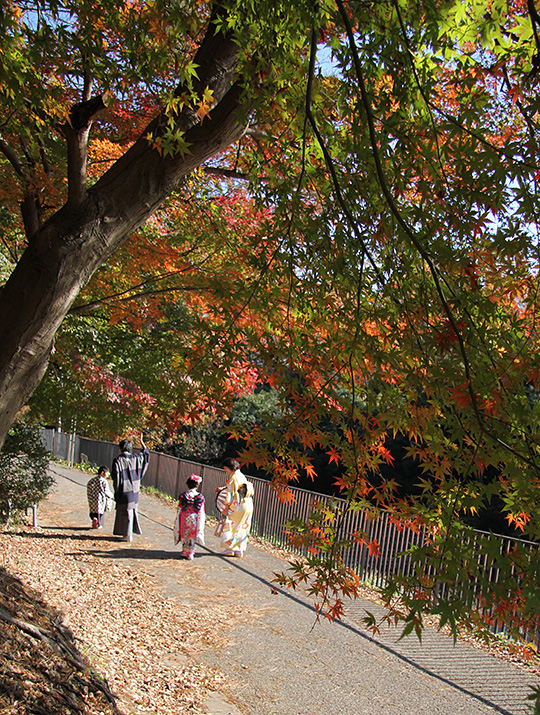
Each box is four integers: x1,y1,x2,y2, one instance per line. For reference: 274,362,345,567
0,19,248,446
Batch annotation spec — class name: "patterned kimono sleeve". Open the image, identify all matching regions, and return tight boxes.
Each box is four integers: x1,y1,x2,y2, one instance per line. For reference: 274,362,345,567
227,473,242,510
196,495,206,546
173,508,181,545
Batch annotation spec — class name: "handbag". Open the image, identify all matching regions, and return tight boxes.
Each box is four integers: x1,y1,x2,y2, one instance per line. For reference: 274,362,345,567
215,517,232,539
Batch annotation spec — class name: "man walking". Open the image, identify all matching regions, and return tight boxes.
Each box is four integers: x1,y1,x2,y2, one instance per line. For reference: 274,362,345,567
112,433,150,542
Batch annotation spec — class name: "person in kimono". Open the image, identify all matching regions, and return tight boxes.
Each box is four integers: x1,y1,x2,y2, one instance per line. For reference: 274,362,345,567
86,466,114,529
111,433,150,542
218,458,254,558
174,474,205,559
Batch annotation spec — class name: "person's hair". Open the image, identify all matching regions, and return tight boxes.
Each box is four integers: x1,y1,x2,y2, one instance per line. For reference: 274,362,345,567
186,477,201,489
119,439,133,453
222,457,240,471
98,465,109,476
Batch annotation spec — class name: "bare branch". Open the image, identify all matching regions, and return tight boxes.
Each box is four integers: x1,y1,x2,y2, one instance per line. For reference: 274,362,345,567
0,136,26,177
68,261,218,316
244,127,275,141
38,137,53,178
203,164,250,180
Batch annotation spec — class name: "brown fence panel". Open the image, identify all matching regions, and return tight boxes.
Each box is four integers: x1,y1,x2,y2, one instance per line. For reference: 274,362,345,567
152,452,178,498
41,430,75,462
79,437,117,471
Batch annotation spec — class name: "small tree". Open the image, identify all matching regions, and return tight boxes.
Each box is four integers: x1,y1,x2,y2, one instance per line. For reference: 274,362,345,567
0,423,52,523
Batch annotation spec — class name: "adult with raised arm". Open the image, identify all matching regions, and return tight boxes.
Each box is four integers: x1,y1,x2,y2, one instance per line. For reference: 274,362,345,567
111,433,150,542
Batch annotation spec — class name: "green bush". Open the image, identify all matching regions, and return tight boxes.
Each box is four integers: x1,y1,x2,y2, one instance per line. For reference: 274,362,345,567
0,423,52,522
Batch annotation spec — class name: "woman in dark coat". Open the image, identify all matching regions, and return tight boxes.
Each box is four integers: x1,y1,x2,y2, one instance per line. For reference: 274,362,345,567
111,433,150,542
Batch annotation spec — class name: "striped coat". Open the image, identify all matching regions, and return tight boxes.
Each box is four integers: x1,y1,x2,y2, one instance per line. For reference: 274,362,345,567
111,448,150,508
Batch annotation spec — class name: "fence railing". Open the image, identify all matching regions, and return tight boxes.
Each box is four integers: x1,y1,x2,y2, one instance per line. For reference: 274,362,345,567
41,428,539,646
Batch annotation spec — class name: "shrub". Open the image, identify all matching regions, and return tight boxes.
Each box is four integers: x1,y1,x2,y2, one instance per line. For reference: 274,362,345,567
0,423,52,522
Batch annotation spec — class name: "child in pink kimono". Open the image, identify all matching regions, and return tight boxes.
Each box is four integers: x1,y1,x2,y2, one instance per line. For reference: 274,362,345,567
173,474,205,559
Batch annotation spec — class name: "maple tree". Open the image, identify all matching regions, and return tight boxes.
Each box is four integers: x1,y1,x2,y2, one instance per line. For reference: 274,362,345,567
2,0,540,666
0,0,310,442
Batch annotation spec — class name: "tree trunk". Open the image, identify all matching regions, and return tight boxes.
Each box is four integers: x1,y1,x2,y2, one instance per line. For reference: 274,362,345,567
0,20,248,446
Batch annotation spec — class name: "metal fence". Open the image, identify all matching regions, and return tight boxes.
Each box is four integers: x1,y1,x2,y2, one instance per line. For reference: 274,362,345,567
41,428,539,646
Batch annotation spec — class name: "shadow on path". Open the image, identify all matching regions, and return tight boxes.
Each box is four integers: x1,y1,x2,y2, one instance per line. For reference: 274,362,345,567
69,538,524,715
18,529,120,543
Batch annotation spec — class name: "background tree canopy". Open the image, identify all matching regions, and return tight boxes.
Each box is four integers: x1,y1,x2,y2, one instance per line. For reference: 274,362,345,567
2,0,540,649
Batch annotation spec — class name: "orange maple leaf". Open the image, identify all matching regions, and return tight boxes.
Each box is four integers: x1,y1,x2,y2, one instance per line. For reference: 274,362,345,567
333,475,349,492
375,443,394,465
196,99,212,123
276,487,297,504
324,599,345,622
505,511,531,531
327,446,341,465
304,463,317,480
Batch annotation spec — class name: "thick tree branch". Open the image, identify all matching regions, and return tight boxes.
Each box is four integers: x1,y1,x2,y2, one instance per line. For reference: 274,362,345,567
244,127,275,141
20,195,40,239
528,0,540,53
61,94,109,208
64,125,91,207
67,93,108,132
203,164,250,180
82,72,93,102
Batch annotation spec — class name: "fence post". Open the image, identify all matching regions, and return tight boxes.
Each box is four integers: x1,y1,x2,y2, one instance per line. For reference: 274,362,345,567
257,482,270,539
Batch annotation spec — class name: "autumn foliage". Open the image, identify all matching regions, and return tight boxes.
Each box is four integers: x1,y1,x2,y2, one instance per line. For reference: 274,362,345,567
1,0,540,663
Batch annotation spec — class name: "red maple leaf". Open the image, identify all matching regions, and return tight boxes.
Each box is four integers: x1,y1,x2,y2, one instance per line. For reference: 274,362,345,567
327,446,341,465
449,382,471,409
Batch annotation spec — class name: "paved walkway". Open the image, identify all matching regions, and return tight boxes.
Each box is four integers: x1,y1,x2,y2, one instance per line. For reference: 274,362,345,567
40,464,537,715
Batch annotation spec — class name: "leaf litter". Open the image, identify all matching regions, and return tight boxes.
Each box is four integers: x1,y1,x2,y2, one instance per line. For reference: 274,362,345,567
0,518,228,715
